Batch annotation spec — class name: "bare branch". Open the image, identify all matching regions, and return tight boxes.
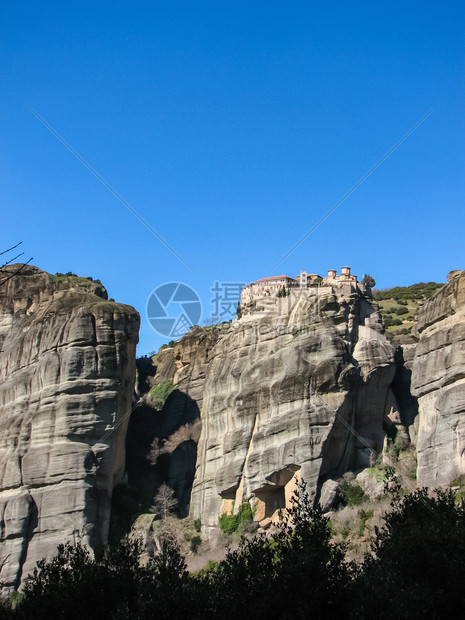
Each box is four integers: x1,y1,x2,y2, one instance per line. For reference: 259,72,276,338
1,252,25,267
151,483,178,519
0,258,33,287
0,242,22,257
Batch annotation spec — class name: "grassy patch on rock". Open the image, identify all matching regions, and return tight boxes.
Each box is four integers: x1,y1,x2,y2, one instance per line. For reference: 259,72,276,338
149,380,174,410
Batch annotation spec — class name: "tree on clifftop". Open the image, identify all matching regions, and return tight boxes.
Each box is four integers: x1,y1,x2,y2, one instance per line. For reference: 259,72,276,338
362,274,376,288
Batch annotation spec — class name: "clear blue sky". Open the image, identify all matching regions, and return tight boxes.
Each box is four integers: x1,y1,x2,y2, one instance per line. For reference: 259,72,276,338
1,1,464,354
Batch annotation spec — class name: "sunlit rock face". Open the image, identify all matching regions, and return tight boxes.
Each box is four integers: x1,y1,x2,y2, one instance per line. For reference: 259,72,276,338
0,265,139,588
411,270,465,487
154,286,396,531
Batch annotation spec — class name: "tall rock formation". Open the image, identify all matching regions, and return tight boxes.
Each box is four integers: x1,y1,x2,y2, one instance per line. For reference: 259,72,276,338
145,286,397,531
0,265,139,588
193,289,396,529
411,270,465,486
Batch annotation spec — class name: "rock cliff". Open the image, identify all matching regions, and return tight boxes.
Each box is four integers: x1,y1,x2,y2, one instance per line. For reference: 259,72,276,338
0,265,139,588
6,260,463,585
411,270,465,486
126,330,216,517
144,287,397,531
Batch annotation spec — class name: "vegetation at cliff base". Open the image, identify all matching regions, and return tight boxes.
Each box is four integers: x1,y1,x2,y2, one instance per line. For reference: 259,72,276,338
3,481,465,619
339,480,366,507
218,502,254,534
355,486,465,618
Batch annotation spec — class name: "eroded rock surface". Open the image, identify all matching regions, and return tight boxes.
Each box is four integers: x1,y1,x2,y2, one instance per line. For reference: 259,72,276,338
193,290,396,529
0,265,139,588
411,270,465,486
147,287,396,530
126,331,216,517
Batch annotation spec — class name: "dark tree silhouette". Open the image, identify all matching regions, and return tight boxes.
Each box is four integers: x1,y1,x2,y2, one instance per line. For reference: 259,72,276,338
361,274,376,288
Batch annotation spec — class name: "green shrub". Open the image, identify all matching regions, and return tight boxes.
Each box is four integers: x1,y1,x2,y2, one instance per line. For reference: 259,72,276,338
191,559,219,579
395,306,409,315
219,512,237,534
384,316,402,327
396,327,412,335
204,560,219,573
358,509,374,536
190,535,202,554
340,482,366,507
219,502,253,534
450,474,465,488
234,501,253,529
386,429,409,458
365,466,386,482
340,525,351,540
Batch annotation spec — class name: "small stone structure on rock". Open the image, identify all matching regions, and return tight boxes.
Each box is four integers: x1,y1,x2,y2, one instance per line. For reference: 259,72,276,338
240,267,360,315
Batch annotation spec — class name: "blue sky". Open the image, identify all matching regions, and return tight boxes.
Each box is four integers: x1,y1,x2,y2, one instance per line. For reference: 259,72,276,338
1,1,464,354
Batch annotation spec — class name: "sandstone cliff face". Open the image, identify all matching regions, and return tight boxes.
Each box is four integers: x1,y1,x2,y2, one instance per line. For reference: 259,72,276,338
194,291,396,529
411,270,465,487
148,287,396,530
126,331,216,517
0,266,139,588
